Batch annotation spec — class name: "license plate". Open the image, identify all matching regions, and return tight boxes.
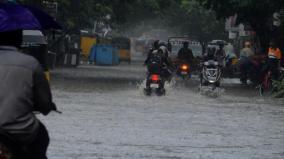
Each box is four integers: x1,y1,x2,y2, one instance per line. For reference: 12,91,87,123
151,84,159,88
181,71,188,75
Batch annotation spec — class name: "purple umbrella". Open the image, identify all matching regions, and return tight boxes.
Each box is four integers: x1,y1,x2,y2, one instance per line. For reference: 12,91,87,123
0,3,62,32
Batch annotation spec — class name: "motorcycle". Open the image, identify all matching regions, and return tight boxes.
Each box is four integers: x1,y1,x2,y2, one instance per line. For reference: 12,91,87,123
0,110,61,159
280,67,284,80
176,63,191,79
144,73,165,96
0,129,28,159
239,56,267,85
200,60,222,88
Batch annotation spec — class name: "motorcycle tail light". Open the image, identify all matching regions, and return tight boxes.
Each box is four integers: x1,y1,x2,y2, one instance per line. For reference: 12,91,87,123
151,74,160,81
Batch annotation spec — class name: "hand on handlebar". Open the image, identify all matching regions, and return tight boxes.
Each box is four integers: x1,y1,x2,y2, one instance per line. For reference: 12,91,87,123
51,102,62,114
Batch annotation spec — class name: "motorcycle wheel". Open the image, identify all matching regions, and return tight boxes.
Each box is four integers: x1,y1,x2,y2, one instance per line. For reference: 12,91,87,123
259,81,273,96
215,81,220,87
259,71,274,96
143,88,152,96
0,143,13,159
156,88,166,96
199,75,203,85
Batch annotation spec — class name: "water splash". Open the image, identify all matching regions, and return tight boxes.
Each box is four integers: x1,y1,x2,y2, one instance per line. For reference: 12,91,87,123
199,85,225,98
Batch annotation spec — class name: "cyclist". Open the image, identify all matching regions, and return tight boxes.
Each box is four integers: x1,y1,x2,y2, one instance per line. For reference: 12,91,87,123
268,41,282,80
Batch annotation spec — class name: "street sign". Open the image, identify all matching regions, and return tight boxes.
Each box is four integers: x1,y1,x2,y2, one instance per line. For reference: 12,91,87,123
42,0,58,18
229,32,237,39
273,12,281,27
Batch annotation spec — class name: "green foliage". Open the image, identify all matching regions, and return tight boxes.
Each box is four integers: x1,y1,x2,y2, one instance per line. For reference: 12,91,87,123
17,0,226,43
163,0,226,52
273,79,284,98
198,0,284,52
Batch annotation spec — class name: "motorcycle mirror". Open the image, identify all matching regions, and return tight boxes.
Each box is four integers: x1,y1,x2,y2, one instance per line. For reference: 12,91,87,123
53,110,63,114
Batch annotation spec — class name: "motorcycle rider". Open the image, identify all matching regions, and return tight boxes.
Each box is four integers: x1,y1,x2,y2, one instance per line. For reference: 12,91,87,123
268,41,282,80
158,41,170,58
0,30,57,159
239,41,255,84
205,47,216,60
144,40,173,94
149,40,160,53
215,43,226,67
177,41,194,64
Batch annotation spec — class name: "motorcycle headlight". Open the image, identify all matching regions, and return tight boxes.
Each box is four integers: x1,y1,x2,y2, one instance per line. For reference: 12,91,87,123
204,62,209,66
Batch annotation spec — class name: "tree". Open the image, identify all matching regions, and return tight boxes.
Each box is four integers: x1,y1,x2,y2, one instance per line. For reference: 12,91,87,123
19,0,113,30
18,0,227,46
163,0,227,53
198,0,284,53
110,0,182,34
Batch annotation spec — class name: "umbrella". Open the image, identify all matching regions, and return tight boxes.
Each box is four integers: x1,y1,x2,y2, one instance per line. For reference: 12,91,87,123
0,3,62,32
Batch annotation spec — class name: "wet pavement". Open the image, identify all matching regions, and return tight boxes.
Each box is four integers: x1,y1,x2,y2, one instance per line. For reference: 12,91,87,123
42,54,284,159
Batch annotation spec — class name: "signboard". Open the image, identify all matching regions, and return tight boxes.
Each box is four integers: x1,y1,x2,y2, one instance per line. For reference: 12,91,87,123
43,0,58,18
229,32,237,39
273,12,281,27
225,15,239,32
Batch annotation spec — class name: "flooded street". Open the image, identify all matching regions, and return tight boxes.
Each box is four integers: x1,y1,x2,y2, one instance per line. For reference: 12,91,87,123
40,54,284,159
1,1,284,159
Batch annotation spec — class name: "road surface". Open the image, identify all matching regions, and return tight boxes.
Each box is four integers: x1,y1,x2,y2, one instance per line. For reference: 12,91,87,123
42,53,284,159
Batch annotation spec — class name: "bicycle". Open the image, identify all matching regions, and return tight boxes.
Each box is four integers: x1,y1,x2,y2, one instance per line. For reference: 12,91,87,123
259,67,284,96
259,69,273,96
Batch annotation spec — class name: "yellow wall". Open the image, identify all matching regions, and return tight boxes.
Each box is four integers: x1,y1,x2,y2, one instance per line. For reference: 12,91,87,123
80,37,96,58
118,49,131,61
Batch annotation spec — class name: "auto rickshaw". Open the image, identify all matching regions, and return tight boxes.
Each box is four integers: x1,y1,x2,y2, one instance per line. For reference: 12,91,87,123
21,30,50,81
112,37,131,64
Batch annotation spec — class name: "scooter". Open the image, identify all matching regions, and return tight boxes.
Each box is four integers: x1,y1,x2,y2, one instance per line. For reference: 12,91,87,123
0,129,28,159
200,60,222,88
0,110,61,159
144,73,166,96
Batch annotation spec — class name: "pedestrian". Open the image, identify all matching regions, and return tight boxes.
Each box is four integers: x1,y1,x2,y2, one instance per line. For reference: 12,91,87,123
239,41,255,84
0,29,57,159
240,41,254,58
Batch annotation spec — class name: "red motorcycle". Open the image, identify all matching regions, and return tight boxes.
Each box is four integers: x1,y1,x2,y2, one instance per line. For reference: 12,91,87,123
144,73,165,96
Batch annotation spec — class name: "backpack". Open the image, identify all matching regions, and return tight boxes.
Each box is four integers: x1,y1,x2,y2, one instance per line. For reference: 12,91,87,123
148,50,163,73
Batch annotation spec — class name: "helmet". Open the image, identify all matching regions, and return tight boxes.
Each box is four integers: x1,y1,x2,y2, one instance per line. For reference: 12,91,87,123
207,46,216,56
153,40,159,49
183,41,189,47
218,43,224,48
158,41,167,47
159,45,167,54
269,41,276,47
244,41,251,47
